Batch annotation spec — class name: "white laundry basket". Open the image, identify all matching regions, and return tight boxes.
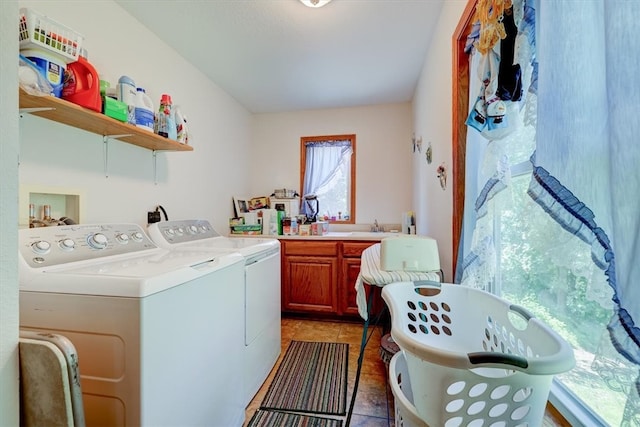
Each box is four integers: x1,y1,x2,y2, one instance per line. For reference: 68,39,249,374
389,351,428,427
382,281,575,427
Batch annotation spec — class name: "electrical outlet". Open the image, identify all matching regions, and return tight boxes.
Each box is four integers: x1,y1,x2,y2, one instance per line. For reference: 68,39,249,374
148,211,161,224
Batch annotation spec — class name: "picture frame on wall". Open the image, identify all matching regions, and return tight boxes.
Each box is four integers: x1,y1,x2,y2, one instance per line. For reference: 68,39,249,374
233,196,250,217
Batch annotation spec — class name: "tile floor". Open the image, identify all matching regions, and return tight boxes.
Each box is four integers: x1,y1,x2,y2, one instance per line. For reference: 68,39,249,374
244,316,568,427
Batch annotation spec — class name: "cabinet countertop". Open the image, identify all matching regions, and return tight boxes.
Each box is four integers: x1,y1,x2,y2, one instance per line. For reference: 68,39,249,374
228,231,404,241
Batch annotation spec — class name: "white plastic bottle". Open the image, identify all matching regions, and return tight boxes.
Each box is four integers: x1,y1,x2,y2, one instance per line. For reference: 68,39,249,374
174,105,189,144
134,88,155,132
116,75,136,125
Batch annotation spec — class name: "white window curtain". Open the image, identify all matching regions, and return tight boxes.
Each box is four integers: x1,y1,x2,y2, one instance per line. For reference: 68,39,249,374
532,0,640,403
458,0,640,424
301,140,352,215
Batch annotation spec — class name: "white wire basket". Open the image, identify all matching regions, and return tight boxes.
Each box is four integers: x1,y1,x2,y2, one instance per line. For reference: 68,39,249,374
19,8,83,61
389,352,428,427
382,281,575,427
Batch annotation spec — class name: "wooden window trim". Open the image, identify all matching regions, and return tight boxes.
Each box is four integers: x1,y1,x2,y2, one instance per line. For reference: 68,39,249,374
452,0,477,277
299,134,356,224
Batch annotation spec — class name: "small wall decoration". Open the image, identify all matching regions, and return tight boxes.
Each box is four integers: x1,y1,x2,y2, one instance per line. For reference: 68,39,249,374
412,135,423,153
425,141,433,164
437,163,447,190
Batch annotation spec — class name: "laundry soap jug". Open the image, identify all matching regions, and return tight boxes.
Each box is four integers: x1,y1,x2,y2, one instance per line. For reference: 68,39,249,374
134,88,155,132
61,49,101,112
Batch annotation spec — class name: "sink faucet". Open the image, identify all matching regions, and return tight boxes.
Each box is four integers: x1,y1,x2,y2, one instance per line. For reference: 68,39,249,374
371,219,381,232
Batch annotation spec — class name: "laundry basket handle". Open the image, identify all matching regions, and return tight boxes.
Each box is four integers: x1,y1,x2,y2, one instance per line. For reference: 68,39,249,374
467,352,528,369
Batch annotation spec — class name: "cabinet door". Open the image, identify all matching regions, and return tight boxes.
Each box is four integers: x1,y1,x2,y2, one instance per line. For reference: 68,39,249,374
340,257,364,316
282,255,338,314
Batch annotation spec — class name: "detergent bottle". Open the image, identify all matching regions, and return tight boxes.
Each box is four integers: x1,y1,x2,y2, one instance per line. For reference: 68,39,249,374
134,88,155,132
61,48,101,112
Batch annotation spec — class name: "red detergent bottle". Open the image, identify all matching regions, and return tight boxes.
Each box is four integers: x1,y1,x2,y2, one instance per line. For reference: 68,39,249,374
62,48,101,113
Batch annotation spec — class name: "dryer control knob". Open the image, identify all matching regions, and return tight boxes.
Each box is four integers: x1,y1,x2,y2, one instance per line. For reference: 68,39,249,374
59,238,75,251
131,232,144,242
88,233,108,250
176,227,185,235
115,233,130,244
188,225,198,234
31,240,51,254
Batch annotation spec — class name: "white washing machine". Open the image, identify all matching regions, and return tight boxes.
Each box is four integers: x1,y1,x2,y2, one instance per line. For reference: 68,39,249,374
19,223,246,427
147,219,281,405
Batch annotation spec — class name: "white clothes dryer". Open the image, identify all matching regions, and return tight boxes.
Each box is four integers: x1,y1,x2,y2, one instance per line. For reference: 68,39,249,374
148,219,281,404
19,223,246,427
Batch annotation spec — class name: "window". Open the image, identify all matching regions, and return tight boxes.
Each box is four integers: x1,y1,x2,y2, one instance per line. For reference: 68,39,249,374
299,134,355,224
453,3,640,422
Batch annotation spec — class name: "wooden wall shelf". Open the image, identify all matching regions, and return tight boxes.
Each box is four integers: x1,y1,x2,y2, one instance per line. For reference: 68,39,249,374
19,88,193,152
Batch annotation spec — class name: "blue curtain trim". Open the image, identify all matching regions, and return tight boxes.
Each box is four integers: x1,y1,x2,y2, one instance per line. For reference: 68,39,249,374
475,177,507,219
529,163,640,366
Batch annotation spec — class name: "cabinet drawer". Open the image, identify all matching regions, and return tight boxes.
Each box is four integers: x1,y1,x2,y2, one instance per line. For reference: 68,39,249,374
342,241,375,257
283,240,339,256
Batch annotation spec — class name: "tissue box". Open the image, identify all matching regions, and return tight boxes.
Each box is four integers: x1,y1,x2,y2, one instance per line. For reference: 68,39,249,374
311,221,328,236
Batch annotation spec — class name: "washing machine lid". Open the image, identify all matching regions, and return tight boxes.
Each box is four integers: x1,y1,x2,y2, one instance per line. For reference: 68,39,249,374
20,248,244,297
147,219,280,258
19,223,244,297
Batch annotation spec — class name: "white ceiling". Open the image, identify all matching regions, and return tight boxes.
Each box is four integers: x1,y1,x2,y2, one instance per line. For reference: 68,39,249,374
114,0,444,114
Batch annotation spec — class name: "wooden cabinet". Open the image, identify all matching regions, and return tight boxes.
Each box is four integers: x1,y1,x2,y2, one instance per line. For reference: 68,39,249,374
281,239,378,318
19,88,192,152
282,241,339,314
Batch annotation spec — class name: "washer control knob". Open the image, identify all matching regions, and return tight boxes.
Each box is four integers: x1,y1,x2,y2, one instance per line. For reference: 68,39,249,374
131,232,144,242
88,233,108,250
58,238,75,251
31,240,51,254
164,229,175,237
188,225,198,234
115,233,130,244
176,227,185,235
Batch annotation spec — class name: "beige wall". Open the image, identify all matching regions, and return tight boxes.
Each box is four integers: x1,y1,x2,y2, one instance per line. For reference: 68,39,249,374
412,0,468,281
251,103,414,227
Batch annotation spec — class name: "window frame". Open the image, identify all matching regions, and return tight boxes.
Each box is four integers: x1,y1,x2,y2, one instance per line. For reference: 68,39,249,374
299,134,356,225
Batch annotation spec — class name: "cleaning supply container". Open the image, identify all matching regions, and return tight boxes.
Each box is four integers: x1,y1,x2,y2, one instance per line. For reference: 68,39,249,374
61,49,101,112
156,94,177,139
117,75,137,125
382,281,575,427
134,88,155,132
389,352,428,427
18,8,83,98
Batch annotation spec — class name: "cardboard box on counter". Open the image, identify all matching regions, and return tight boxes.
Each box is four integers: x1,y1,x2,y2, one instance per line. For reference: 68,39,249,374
299,224,311,236
311,221,328,236
230,224,262,235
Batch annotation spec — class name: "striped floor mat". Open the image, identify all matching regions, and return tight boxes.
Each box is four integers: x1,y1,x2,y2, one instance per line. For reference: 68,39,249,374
260,340,349,415
246,410,343,427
